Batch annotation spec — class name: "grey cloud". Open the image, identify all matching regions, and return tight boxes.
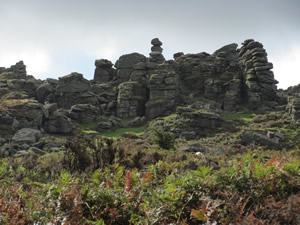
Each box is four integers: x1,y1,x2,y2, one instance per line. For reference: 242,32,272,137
0,0,299,88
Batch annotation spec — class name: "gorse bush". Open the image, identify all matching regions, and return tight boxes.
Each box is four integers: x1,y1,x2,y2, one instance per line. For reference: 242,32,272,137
152,129,175,150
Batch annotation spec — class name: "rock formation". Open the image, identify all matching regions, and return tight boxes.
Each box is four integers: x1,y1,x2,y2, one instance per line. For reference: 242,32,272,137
94,59,115,82
0,38,299,156
149,38,165,64
239,39,278,110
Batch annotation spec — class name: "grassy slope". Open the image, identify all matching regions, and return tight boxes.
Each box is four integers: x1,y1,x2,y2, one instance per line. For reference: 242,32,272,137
0,111,299,224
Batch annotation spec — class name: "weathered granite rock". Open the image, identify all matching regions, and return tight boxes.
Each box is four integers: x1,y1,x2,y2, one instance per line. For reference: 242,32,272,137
44,110,73,134
239,40,278,110
117,81,148,118
115,53,147,83
36,82,54,102
287,96,300,123
146,63,179,119
55,73,98,109
0,61,27,80
94,59,115,82
240,130,284,149
56,72,90,93
69,104,100,123
149,38,165,64
0,100,44,131
174,44,242,112
12,128,42,145
150,107,225,139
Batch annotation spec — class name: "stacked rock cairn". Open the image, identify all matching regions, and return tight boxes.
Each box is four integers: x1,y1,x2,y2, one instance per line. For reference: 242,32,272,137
149,38,165,64
239,39,278,109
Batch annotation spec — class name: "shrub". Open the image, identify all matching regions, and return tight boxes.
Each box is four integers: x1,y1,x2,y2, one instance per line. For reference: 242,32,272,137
152,129,175,150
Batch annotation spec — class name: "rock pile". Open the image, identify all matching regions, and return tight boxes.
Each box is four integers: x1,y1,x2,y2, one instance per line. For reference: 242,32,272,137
149,38,165,64
94,59,115,82
239,39,278,110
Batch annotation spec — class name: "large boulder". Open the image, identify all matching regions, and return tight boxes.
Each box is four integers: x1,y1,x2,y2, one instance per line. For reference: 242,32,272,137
44,110,73,134
69,104,100,123
36,82,54,102
56,72,90,93
115,53,147,83
240,130,284,149
0,99,44,132
94,59,115,82
12,128,42,145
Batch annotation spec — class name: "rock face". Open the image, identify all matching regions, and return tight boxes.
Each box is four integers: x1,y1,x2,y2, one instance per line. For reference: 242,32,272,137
115,53,147,83
117,81,148,118
45,110,73,134
146,63,179,119
94,59,115,82
287,96,300,123
174,44,242,111
69,104,100,123
239,39,278,110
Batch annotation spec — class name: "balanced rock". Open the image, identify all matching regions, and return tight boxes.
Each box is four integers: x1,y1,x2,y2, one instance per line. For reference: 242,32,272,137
149,38,165,64
94,59,115,82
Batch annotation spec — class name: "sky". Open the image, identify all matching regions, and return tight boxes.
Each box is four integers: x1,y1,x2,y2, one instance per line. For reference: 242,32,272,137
0,0,299,89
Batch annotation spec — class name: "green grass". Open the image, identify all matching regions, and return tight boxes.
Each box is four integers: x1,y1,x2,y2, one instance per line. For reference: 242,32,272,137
79,122,99,134
223,112,255,121
100,125,147,138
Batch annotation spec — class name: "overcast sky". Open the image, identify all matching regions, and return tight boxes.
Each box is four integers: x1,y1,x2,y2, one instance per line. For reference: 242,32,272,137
0,0,299,89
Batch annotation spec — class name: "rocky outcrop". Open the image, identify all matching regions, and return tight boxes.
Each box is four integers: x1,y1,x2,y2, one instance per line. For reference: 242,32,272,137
174,44,242,111
146,63,179,119
115,53,147,83
94,59,115,82
117,81,148,118
239,39,278,110
240,129,284,149
150,107,225,139
69,104,100,123
56,73,98,109
287,96,300,123
44,109,73,134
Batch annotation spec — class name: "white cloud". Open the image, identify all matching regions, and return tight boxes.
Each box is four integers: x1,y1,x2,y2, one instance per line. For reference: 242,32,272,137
270,45,300,89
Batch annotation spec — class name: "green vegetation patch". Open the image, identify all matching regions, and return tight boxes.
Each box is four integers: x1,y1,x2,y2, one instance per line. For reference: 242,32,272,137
100,125,147,138
223,112,255,121
79,122,99,134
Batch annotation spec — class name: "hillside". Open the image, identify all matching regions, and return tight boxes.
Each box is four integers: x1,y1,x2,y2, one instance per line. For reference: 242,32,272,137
0,38,299,224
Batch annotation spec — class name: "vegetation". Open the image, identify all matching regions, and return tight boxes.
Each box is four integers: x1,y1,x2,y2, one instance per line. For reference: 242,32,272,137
0,111,300,224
